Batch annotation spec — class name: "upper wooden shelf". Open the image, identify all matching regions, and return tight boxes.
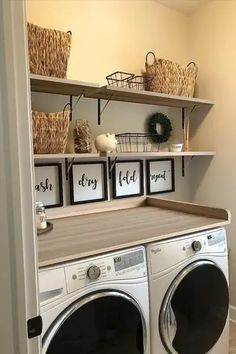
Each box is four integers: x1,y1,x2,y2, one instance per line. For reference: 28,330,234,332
30,75,214,109
85,85,215,109
30,74,99,96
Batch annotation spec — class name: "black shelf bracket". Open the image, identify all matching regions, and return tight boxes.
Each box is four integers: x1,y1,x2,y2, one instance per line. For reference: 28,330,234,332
182,155,195,177
65,157,75,180
182,155,185,177
63,91,84,122
97,95,112,125
108,156,117,179
69,95,73,121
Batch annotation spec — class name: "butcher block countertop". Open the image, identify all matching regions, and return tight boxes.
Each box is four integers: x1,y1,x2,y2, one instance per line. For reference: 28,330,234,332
38,197,231,268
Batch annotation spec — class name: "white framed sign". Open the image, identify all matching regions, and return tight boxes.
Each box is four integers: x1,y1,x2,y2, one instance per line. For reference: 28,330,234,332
112,160,144,199
69,161,108,204
34,163,63,208
146,159,175,194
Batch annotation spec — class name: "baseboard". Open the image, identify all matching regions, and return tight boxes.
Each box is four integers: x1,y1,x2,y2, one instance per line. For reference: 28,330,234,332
230,305,236,323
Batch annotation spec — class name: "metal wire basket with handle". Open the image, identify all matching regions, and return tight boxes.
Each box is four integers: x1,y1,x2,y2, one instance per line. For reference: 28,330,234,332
106,71,134,88
115,133,160,153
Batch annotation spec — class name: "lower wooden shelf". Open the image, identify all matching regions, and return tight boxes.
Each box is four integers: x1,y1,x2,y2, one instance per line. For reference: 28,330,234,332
33,151,216,159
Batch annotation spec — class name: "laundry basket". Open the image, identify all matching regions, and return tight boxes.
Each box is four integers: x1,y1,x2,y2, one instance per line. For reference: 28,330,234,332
32,111,70,154
144,51,198,97
27,23,72,78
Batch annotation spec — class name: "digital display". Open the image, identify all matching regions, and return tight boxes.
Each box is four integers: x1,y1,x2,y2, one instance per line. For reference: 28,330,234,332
207,233,225,246
114,250,144,272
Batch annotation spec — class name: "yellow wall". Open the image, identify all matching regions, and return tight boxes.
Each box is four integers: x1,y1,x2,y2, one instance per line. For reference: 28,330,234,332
27,0,192,202
189,1,236,309
27,0,189,83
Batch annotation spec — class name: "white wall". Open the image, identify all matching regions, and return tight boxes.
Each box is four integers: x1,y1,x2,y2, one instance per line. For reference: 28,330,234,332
27,0,193,203
189,1,236,308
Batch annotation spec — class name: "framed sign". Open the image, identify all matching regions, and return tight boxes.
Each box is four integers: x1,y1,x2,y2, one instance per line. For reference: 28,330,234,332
34,163,63,208
112,160,144,199
70,161,108,204
146,159,175,195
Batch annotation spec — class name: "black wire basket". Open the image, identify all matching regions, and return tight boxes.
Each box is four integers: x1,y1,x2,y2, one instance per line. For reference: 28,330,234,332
106,71,134,88
127,75,153,90
116,133,160,152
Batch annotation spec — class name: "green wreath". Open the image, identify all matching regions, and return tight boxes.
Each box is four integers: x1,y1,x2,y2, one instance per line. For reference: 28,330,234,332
148,113,172,143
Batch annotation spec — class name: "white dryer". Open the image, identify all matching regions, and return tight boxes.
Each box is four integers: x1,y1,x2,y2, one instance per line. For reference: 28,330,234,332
146,228,229,354
39,246,150,354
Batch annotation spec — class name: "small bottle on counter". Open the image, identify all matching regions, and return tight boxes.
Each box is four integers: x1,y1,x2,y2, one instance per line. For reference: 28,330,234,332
36,201,47,230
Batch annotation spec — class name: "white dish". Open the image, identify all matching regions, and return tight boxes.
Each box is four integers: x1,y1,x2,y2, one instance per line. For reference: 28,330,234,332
168,143,183,152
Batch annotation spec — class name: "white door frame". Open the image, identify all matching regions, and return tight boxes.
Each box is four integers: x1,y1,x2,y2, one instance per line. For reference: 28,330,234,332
0,1,40,354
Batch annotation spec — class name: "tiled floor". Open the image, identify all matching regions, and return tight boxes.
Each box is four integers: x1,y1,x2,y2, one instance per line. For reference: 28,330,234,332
230,321,236,353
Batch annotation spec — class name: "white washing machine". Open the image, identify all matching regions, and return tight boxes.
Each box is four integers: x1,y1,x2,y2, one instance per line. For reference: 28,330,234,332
146,228,229,354
39,246,150,354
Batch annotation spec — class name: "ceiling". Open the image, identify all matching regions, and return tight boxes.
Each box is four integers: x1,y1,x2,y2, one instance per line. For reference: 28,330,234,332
155,0,209,15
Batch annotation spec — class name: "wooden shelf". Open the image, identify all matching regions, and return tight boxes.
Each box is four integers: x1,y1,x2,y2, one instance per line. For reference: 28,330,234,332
85,85,214,109
30,75,214,108
34,153,100,159
33,151,215,160
107,151,216,157
30,74,99,96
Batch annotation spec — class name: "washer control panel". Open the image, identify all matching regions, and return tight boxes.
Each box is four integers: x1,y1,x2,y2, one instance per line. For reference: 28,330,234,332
148,228,227,275
65,247,147,294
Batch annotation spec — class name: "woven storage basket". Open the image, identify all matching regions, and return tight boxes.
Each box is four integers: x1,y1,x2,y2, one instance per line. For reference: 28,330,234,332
27,23,72,78
32,111,70,154
145,52,198,97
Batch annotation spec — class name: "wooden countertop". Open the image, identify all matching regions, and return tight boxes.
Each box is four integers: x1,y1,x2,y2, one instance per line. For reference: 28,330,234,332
38,197,230,268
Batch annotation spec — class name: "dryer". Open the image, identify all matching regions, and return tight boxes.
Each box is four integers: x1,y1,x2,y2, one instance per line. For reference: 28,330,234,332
146,228,229,354
39,246,150,354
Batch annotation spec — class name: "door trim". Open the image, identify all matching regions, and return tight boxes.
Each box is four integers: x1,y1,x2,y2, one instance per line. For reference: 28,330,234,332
0,1,39,353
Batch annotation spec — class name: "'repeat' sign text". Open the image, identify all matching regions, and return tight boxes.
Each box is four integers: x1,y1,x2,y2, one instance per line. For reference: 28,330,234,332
147,159,175,195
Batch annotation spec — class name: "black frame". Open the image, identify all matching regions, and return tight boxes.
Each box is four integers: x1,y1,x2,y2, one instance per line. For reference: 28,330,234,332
112,160,144,199
146,158,175,195
34,163,63,208
69,161,108,205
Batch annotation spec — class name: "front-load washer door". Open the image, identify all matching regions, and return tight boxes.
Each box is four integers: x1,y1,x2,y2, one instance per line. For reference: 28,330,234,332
43,291,146,354
159,260,229,354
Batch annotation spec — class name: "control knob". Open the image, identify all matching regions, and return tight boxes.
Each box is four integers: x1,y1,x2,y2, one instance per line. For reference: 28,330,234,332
87,265,101,280
192,240,202,252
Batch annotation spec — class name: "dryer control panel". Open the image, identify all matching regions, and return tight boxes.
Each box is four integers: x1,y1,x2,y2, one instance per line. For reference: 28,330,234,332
148,228,227,275
64,247,147,294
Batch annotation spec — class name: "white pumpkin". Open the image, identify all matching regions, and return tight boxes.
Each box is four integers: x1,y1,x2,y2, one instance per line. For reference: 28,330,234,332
95,133,118,153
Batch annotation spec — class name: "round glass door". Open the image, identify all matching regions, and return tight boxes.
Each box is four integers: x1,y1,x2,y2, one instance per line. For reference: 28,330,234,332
43,291,145,354
159,260,229,354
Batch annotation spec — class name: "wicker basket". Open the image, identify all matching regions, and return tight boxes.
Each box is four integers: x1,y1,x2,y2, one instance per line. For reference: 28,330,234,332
27,23,72,78
32,111,70,154
144,52,198,97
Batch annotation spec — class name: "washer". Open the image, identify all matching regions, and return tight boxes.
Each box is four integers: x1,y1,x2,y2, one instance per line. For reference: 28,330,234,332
147,228,229,354
39,246,150,354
